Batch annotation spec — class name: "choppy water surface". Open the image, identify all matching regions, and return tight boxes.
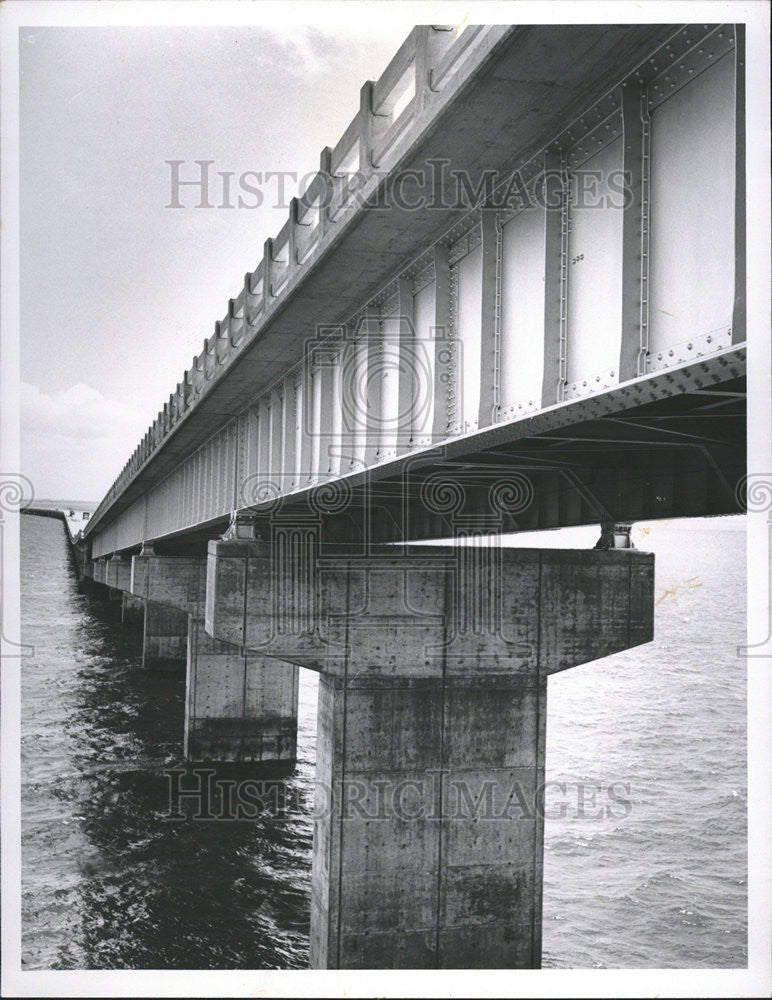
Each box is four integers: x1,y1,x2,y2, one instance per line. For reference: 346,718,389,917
20,514,747,968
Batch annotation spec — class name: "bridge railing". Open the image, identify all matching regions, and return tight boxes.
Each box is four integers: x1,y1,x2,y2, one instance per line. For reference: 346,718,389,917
86,23,494,536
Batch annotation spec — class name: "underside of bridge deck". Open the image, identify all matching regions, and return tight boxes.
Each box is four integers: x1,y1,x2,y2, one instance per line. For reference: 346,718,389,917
105,366,744,556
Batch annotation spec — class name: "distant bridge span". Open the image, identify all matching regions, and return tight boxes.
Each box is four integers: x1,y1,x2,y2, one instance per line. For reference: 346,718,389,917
72,23,746,970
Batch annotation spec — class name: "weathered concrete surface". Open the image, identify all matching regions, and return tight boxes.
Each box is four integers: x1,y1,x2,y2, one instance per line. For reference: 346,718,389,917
121,593,144,627
206,541,654,675
143,600,187,670
106,554,131,591
131,554,207,618
185,617,299,763
131,553,299,760
310,671,547,969
205,541,654,968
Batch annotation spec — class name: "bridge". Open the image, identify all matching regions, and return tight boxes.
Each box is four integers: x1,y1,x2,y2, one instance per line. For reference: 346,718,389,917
71,22,745,969
21,500,95,540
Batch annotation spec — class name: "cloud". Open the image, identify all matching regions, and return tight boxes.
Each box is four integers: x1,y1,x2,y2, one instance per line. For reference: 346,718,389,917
21,381,148,501
262,23,409,82
22,381,145,440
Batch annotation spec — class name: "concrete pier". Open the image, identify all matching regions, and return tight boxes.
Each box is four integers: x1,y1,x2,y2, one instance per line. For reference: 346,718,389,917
310,671,549,968
131,551,300,762
121,593,145,627
92,558,107,585
106,553,131,591
185,616,299,762
142,600,187,670
206,540,655,969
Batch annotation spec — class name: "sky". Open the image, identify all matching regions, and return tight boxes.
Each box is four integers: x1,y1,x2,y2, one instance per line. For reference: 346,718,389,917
18,17,417,501
12,2,769,514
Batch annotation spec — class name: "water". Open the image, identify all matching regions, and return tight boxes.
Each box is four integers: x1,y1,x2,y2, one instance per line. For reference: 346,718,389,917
20,514,747,969
541,521,747,968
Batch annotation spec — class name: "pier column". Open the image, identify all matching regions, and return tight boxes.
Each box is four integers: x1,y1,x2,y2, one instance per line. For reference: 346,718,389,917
91,558,107,585
143,600,187,670
121,593,144,627
132,551,300,763
106,553,131,591
310,670,548,968
185,616,299,762
206,541,654,969
103,554,131,604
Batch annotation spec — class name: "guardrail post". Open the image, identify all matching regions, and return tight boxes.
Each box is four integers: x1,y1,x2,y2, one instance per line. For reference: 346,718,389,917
414,25,454,113
359,80,389,175
263,238,275,300
318,147,334,238
288,197,301,280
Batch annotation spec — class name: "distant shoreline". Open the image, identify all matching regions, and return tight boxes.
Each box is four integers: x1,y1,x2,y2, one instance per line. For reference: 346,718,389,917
20,498,98,512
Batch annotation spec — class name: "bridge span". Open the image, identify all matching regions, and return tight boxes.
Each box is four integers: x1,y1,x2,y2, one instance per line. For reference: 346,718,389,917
72,22,745,969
